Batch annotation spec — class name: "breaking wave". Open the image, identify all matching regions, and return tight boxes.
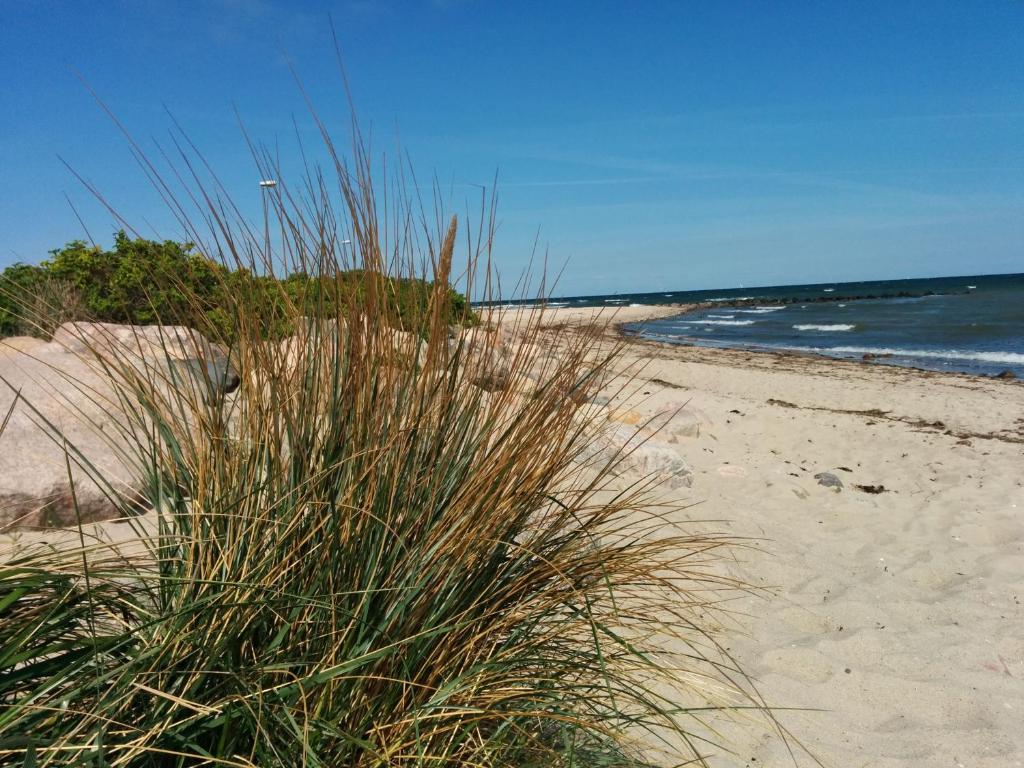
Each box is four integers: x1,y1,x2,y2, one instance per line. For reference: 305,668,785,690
827,347,1024,365
686,319,756,326
793,324,856,331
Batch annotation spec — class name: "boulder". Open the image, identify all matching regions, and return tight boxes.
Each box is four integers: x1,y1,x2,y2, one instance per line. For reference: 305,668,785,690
0,339,144,531
620,436,693,489
577,422,692,490
1,323,236,531
52,322,239,396
451,327,511,391
607,401,712,442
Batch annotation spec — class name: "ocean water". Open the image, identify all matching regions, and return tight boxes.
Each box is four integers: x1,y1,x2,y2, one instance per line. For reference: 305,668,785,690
507,273,1024,378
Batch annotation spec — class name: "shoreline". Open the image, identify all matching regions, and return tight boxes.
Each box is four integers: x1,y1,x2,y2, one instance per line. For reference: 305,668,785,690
609,302,1023,384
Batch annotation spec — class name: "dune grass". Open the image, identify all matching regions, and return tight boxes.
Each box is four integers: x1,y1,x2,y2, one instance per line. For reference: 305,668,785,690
0,99,768,766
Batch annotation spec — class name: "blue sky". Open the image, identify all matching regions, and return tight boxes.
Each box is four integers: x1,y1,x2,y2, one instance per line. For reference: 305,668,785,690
2,1,1022,296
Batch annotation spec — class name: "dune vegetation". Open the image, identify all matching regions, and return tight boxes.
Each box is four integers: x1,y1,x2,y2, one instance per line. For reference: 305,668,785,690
0,100,765,767
0,232,473,341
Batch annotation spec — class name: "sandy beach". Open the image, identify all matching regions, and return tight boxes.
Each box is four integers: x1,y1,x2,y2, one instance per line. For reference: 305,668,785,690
531,304,1024,766
2,304,1021,766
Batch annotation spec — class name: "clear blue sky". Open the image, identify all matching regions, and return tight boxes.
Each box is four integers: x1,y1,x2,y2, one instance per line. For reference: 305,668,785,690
2,1,1022,296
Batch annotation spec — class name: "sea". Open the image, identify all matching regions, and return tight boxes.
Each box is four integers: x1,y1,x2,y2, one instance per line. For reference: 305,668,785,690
498,273,1024,378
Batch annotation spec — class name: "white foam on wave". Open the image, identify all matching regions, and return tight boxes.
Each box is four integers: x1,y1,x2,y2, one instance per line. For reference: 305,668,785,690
827,346,1024,365
707,314,735,319
708,296,754,302
967,285,977,289
793,324,856,331
685,319,756,326
736,306,785,314
823,288,835,292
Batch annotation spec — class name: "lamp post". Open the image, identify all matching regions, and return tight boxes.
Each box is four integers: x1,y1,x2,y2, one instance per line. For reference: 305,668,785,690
259,180,277,257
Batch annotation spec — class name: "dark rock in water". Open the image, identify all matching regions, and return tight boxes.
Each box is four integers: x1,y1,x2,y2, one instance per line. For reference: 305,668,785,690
814,471,843,490
995,369,1016,380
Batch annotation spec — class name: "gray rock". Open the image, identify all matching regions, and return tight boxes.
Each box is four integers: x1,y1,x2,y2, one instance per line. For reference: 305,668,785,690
814,471,844,490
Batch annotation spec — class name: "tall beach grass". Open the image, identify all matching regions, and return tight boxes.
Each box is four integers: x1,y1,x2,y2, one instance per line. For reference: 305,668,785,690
0,95,772,766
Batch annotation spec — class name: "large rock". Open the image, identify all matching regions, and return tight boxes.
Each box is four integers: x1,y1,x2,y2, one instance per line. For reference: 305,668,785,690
1,323,235,531
451,327,511,391
52,322,239,397
0,338,142,530
576,420,693,490
606,401,713,442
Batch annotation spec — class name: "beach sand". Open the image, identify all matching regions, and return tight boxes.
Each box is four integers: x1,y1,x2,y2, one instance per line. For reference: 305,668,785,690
3,303,1021,766
532,304,1024,767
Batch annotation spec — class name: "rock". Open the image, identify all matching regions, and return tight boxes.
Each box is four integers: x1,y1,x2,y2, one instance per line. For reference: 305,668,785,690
577,423,692,490
814,471,844,491
52,322,239,396
572,403,612,424
663,406,713,440
0,340,145,531
619,435,693,489
450,327,511,391
388,329,427,368
995,369,1016,380
608,408,645,426
1,323,238,531
607,401,712,442
717,465,748,478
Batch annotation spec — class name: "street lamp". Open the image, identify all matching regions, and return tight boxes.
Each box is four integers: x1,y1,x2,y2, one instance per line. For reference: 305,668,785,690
259,180,277,254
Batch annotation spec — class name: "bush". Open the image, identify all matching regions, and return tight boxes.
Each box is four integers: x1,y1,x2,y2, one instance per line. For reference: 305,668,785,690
0,233,475,342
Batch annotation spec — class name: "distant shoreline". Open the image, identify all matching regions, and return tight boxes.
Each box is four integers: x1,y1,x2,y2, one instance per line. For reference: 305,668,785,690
606,292,1024,382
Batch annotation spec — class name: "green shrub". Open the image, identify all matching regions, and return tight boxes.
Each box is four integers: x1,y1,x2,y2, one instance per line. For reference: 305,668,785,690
0,233,475,341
